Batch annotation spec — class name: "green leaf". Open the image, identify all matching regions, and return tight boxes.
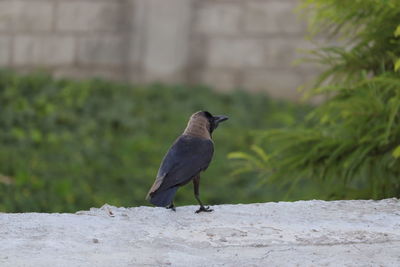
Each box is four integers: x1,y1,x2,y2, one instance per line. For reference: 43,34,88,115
250,145,270,163
227,152,253,160
394,25,400,37
392,146,400,158
395,59,400,72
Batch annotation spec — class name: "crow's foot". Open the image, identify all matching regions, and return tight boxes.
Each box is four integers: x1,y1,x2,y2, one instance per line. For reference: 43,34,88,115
195,206,213,213
166,203,176,212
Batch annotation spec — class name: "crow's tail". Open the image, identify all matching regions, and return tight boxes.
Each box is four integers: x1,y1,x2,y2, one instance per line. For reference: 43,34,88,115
148,187,179,207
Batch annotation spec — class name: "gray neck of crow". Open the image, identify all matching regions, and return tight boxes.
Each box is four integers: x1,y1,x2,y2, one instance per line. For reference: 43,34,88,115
183,116,211,139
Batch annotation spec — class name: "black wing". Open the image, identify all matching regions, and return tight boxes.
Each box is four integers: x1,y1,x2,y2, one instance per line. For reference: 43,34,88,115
147,135,214,197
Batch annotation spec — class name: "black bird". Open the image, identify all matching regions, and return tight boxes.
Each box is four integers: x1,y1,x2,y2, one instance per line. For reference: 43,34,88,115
146,111,228,213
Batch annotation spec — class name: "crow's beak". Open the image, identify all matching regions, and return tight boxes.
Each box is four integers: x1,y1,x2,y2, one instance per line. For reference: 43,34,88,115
214,115,229,123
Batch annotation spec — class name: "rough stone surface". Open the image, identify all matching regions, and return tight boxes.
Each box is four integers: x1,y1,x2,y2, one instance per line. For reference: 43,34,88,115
0,36,11,65
0,1,53,32
243,69,305,100
77,35,127,66
13,35,76,66
0,199,399,266
0,0,324,100
137,0,193,83
263,37,311,66
244,1,306,34
195,2,242,35
56,2,123,32
201,69,239,92
208,38,265,68
53,67,126,81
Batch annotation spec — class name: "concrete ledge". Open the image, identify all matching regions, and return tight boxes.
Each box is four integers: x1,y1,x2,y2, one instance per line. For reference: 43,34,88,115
1,199,400,266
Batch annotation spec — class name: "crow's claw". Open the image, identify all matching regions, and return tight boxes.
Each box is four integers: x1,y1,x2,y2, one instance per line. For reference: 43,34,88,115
166,204,176,212
195,206,213,213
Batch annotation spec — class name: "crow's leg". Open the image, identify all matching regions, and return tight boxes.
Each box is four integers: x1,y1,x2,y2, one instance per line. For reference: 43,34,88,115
166,202,176,212
193,175,213,213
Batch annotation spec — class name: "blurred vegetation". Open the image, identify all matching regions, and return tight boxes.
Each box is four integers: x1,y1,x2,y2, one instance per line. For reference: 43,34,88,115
230,0,400,200
0,70,310,212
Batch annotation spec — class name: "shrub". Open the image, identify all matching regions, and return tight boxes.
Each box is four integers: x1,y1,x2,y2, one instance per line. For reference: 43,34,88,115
230,0,400,200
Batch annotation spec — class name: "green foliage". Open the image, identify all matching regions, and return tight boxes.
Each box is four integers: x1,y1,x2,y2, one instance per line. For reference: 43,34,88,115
0,70,309,212
230,0,400,200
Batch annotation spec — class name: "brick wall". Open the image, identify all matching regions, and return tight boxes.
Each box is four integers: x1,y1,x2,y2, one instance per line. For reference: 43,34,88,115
0,0,320,100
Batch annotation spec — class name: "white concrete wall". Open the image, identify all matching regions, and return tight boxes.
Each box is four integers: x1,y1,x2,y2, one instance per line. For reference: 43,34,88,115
1,199,399,266
0,0,321,100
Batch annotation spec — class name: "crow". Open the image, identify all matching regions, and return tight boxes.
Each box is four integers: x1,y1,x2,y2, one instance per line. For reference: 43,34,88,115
146,111,228,213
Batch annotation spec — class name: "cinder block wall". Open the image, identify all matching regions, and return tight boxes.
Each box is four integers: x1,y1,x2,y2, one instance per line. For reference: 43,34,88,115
0,0,320,100
0,0,132,80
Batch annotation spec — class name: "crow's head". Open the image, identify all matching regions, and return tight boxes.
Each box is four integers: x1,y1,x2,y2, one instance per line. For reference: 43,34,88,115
200,111,229,134
184,111,228,138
